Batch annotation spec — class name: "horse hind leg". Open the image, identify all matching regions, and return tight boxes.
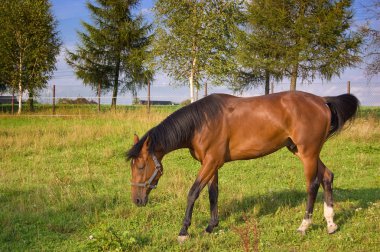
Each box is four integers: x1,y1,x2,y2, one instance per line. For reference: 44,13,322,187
297,156,338,235
319,159,338,234
297,155,320,235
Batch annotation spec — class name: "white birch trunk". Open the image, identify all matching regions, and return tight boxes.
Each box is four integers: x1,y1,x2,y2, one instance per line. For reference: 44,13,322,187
189,57,197,103
189,75,194,103
18,81,22,114
18,52,23,114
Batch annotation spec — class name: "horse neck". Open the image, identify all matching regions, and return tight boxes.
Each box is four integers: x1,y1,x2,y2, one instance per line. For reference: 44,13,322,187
152,142,189,163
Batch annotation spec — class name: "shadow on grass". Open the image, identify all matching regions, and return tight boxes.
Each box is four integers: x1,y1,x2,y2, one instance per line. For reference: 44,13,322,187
220,187,380,225
220,189,305,221
333,187,380,227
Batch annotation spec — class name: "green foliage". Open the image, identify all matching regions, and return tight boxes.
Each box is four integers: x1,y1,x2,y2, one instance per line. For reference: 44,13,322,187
0,0,61,110
87,224,140,251
153,0,242,90
0,83,6,93
57,98,97,105
236,0,362,91
359,0,380,79
180,99,191,106
66,0,152,107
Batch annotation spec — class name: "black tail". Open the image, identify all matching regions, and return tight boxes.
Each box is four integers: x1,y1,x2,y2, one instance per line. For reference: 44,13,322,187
325,94,360,138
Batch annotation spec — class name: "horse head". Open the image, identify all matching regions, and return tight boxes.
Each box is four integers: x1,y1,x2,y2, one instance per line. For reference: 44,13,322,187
129,134,163,206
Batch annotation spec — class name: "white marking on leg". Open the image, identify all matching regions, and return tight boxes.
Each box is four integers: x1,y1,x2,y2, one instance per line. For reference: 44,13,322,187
177,235,189,243
324,202,338,234
297,217,312,234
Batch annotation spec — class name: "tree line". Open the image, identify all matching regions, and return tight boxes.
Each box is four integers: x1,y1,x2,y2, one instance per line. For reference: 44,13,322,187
0,0,378,113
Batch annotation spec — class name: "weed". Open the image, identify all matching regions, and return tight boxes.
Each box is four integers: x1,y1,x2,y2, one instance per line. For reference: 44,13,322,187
232,214,260,252
87,225,141,251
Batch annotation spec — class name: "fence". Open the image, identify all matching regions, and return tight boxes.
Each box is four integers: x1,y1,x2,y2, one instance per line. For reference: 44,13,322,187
1,81,379,115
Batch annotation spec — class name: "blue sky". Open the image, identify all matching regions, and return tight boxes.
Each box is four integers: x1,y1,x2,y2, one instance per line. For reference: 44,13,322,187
47,0,380,105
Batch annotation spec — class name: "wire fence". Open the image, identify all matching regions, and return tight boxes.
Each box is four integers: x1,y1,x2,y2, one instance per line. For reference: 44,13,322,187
1,81,379,116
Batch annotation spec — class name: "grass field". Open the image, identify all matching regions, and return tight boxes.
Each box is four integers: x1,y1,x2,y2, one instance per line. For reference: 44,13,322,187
0,106,379,251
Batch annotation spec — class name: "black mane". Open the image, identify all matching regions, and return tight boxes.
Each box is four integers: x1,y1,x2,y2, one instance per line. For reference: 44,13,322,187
126,94,225,159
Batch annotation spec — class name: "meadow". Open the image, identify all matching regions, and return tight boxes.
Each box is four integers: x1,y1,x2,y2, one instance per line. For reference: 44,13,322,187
0,105,379,251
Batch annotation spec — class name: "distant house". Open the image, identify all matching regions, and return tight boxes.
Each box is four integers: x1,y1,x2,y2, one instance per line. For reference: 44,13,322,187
0,96,18,105
138,100,177,105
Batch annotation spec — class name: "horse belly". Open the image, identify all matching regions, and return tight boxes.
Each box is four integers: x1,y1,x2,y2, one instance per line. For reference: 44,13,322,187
227,116,289,161
229,135,288,160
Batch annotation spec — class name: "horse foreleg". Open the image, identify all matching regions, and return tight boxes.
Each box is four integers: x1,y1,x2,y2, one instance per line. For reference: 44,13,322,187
177,180,203,242
319,159,338,234
178,159,220,242
298,157,320,235
206,172,219,233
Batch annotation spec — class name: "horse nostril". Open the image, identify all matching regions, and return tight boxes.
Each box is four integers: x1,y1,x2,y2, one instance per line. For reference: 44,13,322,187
135,198,141,205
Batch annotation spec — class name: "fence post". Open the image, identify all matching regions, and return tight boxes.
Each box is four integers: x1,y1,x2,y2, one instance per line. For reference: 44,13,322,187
347,81,351,94
204,82,208,97
11,89,14,115
52,84,56,115
147,79,151,113
270,82,274,94
98,82,101,113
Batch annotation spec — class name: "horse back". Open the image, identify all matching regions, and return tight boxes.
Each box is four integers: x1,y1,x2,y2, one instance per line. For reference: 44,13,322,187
191,92,331,162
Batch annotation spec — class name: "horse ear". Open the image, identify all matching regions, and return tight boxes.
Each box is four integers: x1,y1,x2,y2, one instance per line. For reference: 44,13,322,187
133,134,139,145
142,136,151,152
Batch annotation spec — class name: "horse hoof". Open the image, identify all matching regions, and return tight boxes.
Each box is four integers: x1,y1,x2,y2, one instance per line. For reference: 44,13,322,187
203,230,212,236
297,219,311,235
177,235,189,243
327,224,338,234
297,228,307,236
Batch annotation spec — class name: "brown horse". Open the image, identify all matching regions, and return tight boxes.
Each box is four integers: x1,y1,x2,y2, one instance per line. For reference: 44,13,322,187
127,91,359,242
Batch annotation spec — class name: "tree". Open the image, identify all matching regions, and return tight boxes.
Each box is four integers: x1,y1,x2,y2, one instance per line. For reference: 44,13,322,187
154,0,241,102
66,0,152,109
360,0,380,79
233,1,285,95
238,0,362,91
0,0,61,113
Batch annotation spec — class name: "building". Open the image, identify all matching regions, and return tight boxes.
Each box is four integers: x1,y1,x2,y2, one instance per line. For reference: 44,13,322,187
0,96,18,105
138,100,177,105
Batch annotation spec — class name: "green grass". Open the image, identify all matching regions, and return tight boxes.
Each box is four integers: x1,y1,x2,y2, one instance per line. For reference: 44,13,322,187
0,107,379,251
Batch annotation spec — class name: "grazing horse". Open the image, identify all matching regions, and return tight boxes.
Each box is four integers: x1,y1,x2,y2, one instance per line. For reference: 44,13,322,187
127,91,359,242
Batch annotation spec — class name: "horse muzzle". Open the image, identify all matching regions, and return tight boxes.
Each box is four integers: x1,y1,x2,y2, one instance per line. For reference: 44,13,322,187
133,196,148,207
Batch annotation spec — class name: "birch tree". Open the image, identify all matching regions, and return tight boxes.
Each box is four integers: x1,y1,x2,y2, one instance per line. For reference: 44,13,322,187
238,0,362,91
0,0,60,113
154,0,241,102
360,0,380,79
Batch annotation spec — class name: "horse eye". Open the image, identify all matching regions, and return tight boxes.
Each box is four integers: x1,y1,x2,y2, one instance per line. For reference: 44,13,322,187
131,159,144,170
136,162,145,170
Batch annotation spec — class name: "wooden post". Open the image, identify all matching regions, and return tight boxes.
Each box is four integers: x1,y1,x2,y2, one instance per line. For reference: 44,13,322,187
11,89,14,115
147,79,151,113
98,82,101,113
52,84,56,115
270,82,274,94
204,82,208,97
347,81,351,94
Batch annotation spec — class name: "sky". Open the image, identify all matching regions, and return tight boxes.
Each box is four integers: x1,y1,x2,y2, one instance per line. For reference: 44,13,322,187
45,0,380,105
